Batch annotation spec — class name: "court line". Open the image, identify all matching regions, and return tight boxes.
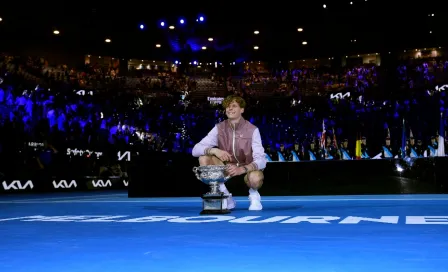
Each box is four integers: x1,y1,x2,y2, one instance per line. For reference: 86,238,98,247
1,193,127,202
2,198,448,204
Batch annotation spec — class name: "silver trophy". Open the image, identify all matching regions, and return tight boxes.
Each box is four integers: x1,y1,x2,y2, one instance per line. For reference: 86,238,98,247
193,165,231,215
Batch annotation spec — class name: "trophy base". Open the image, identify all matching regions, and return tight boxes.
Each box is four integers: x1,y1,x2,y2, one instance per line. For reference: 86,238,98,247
200,193,231,215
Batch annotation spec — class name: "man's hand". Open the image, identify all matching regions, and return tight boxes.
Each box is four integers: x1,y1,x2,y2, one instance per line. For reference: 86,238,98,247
212,149,233,162
226,165,246,177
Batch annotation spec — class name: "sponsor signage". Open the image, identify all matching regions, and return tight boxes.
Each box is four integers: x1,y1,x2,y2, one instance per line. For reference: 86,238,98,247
66,148,103,158
2,180,34,191
207,97,224,104
435,84,448,92
28,142,44,148
66,148,132,161
75,90,94,96
1,215,448,224
52,180,77,189
117,151,131,162
91,180,112,188
1,178,128,193
329,92,351,100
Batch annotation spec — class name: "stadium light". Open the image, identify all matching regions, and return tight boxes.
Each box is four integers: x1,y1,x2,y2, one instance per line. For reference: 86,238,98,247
53,30,60,35
105,39,111,43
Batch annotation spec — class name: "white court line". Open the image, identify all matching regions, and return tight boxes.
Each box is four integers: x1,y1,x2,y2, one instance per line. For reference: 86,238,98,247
2,193,127,202
2,198,448,204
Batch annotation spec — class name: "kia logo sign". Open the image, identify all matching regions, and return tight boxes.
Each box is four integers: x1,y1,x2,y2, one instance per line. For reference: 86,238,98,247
2,180,34,190
330,92,350,100
91,180,112,188
52,180,77,189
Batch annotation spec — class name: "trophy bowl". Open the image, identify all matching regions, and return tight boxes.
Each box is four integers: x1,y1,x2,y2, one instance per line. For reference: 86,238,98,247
192,165,231,214
192,165,230,184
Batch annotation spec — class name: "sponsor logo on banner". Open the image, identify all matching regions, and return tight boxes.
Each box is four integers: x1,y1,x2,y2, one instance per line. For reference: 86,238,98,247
75,90,94,96
28,142,44,148
207,97,224,104
66,148,103,158
330,92,350,100
52,180,77,189
91,180,112,188
2,180,34,191
117,151,131,161
435,84,448,92
2,215,448,224
123,180,129,187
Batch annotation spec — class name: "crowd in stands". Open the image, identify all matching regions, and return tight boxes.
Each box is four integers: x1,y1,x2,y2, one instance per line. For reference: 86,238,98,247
1,52,448,179
230,64,378,98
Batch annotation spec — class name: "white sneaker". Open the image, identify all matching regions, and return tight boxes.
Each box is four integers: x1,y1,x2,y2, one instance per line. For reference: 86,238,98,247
219,184,235,210
248,191,262,211
226,194,236,210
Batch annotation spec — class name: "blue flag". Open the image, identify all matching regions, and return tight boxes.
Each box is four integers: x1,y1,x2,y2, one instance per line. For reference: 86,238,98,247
438,112,445,156
401,118,406,158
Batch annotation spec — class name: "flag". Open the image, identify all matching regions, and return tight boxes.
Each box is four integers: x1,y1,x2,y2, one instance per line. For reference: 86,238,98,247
291,151,300,161
277,152,286,162
401,118,406,158
332,128,338,149
355,132,362,160
437,112,445,156
320,120,326,149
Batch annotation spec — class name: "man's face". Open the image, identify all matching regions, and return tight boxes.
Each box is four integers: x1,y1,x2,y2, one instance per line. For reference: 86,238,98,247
225,100,244,120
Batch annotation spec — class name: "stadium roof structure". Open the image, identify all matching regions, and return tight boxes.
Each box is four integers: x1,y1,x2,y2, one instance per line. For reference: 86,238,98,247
0,1,445,61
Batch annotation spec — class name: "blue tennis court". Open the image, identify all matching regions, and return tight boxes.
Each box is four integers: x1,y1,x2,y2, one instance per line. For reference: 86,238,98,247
1,192,448,272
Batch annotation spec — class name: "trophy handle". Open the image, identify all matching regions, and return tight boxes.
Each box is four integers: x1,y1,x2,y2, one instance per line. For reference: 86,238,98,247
224,175,231,181
192,167,201,181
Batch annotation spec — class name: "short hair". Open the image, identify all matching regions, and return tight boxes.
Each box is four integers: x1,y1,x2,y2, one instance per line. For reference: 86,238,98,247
222,95,246,109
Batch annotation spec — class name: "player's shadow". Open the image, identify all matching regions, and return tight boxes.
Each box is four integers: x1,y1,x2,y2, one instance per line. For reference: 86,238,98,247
142,206,201,212
141,205,303,212
231,205,303,211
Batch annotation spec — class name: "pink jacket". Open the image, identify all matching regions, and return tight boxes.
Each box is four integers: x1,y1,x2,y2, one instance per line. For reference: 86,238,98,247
192,118,267,170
